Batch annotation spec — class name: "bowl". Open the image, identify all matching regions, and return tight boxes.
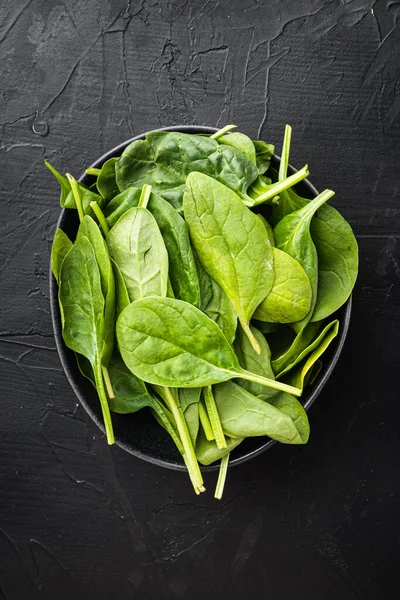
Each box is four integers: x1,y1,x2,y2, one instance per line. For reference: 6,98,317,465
49,125,352,471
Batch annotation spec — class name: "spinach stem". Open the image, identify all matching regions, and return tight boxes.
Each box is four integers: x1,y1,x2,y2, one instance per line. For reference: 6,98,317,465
234,368,302,397
66,174,84,222
86,167,101,176
242,323,261,355
94,360,115,444
203,387,227,448
150,399,185,455
161,387,205,494
90,201,110,236
210,124,237,140
251,164,310,206
138,184,152,209
101,365,115,399
199,400,214,441
214,453,230,500
279,124,292,181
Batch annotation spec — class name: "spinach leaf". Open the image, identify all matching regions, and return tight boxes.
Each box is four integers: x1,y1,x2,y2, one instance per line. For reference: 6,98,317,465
273,125,358,321
51,228,72,284
45,161,103,214
76,216,115,366
219,132,256,164
116,297,301,396
234,324,310,443
196,428,243,466
271,320,338,378
59,236,114,444
203,278,237,345
106,187,200,307
107,205,168,302
274,190,334,331
213,381,307,444
96,157,119,202
183,172,274,354
115,131,259,209
283,320,339,389
194,250,213,311
253,140,275,174
253,247,312,324
179,388,201,446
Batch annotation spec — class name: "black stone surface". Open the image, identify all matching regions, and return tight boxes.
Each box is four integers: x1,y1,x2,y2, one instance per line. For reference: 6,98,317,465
1,1,399,599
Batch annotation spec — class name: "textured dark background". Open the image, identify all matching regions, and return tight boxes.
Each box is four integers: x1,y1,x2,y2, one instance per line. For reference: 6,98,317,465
1,1,399,599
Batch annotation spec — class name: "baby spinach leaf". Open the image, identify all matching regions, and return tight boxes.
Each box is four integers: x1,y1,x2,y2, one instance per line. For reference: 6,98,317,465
96,157,119,202
59,236,114,443
283,320,339,390
253,140,275,174
107,353,153,414
51,228,72,285
234,324,310,443
115,131,259,209
203,278,237,345
117,297,301,396
253,247,312,324
183,172,274,354
107,206,168,302
213,381,307,444
196,428,243,466
273,125,358,321
77,216,115,366
45,161,103,214
272,320,338,378
219,132,257,164
274,190,334,331
194,251,213,311
105,187,200,307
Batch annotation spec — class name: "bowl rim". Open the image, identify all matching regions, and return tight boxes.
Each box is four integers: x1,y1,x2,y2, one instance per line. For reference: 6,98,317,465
49,124,352,472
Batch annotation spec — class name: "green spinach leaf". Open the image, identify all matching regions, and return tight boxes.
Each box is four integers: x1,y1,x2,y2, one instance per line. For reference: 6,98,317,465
59,236,114,443
219,132,256,164
203,278,237,345
274,190,334,331
179,388,201,446
96,157,119,202
51,228,72,285
45,161,103,214
117,297,301,396
253,140,275,174
115,131,259,209
196,428,243,466
183,172,274,353
213,381,307,444
107,205,168,302
106,187,200,307
253,247,312,324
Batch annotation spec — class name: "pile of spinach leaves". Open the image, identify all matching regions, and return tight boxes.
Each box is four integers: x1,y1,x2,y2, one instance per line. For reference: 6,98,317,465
47,124,358,498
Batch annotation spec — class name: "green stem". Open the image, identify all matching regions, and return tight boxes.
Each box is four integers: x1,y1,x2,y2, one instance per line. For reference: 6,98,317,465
303,189,335,216
203,386,227,449
242,322,261,355
150,398,185,455
278,124,292,182
94,360,115,444
155,386,205,494
251,164,310,206
66,173,84,222
90,201,110,236
233,367,302,397
210,124,237,140
86,167,101,176
214,453,229,500
199,401,214,441
138,184,152,209
101,365,114,399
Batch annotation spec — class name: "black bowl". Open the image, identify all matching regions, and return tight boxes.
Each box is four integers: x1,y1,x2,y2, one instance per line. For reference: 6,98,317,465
50,125,352,472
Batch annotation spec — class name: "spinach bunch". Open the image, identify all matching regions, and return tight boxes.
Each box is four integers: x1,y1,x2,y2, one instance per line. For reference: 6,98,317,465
47,124,358,499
